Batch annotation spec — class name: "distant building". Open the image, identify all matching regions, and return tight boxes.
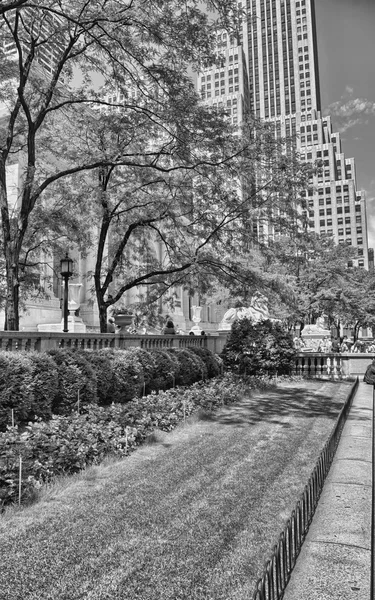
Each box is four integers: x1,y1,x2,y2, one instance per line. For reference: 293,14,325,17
368,248,374,273
196,0,369,267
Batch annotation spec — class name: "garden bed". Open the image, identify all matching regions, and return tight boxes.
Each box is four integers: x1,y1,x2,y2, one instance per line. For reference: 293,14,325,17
0,379,351,600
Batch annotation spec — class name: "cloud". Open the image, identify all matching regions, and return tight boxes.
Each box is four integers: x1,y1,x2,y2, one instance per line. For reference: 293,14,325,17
324,87,375,132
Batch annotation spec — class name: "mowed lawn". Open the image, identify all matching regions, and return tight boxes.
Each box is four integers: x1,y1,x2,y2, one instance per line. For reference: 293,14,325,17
0,380,352,600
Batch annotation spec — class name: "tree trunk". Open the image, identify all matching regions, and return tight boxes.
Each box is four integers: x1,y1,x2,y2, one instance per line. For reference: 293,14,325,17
4,246,20,331
96,294,108,333
0,162,20,330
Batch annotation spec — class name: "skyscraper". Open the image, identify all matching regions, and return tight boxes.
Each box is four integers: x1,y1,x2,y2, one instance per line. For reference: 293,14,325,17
197,0,369,268
243,0,321,120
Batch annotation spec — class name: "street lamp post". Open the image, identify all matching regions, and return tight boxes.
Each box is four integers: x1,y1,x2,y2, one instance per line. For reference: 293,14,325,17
60,253,74,333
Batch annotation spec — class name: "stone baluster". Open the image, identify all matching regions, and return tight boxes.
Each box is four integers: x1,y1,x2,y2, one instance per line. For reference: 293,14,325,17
326,356,331,378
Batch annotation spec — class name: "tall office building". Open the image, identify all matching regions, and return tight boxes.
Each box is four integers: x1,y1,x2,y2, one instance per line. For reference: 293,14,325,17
243,0,321,120
197,0,369,268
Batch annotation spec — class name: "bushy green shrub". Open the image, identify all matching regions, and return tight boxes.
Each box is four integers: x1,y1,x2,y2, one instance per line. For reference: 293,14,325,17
149,350,180,391
187,347,220,378
47,349,98,414
28,352,58,421
0,352,35,431
81,350,114,405
0,373,278,507
109,350,144,403
221,318,296,376
168,349,205,386
124,347,157,395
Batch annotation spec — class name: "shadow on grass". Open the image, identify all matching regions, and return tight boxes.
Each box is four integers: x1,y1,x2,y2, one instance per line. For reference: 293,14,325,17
200,383,353,428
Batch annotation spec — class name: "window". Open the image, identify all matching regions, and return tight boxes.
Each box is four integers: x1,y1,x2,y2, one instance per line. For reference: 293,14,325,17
319,209,324,216
319,199,324,206
337,218,343,225
337,207,343,214
338,228,344,236
344,206,350,213
356,227,362,234
356,215,362,223
357,237,363,245
320,220,325,227
358,260,364,267
355,205,361,213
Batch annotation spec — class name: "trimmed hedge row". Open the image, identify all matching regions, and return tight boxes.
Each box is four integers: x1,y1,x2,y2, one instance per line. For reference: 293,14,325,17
0,347,221,431
0,374,275,508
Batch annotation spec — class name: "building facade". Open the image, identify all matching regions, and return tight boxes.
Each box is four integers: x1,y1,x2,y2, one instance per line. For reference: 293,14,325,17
197,0,369,268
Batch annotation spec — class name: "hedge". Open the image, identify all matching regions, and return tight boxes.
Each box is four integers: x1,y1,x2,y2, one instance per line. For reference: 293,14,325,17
0,374,277,508
47,349,98,414
0,346,222,430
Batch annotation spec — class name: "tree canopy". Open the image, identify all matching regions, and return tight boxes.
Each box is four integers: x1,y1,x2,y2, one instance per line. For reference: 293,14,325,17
0,0,312,330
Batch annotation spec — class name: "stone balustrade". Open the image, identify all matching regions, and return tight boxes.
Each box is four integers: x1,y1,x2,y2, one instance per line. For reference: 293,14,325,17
295,352,374,379
0,331,223,354
0,333,372,378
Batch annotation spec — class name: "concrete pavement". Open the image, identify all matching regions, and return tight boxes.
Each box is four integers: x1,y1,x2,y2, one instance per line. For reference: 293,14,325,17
283,381,373,600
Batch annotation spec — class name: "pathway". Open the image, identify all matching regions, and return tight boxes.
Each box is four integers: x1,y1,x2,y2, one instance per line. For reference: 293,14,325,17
283,381,373,600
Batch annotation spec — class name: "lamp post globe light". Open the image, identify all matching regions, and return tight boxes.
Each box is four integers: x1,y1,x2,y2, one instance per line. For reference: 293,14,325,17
60,253,74,333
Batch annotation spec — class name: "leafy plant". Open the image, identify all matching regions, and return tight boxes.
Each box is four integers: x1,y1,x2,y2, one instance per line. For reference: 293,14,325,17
222,318,296,376
108,350,144,403
47,349,98,414
0,352,35,431
0,373,278,508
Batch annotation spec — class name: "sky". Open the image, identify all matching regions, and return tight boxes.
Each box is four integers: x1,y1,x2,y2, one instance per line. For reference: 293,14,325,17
314,0,375,249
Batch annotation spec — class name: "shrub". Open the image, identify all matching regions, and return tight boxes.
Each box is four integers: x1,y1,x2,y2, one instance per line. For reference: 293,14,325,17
0,352,34,431
0,373,279,507
82,350,114,405
124,347,157,395
108,350,144,403
149,350,180,391
185,347,218,378
167,349,204,386
28,352,58,421
221,318,296,376
47,349,98,415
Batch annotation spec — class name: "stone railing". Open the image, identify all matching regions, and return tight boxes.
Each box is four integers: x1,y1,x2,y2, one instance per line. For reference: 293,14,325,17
295,352,374,379
0,331,226,354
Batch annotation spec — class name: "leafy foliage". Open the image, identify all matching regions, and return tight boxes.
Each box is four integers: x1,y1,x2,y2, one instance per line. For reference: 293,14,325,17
187,346,221,378
28,352,58,422
148,349,180,391
0,1,313,330
222,318,296,376
167,348,206,386
47,350,98,414
0,373,278,508
107,350,144,404
0,352,34,430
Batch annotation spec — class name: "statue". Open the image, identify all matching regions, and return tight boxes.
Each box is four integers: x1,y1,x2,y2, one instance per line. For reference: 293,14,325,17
301,314,331,351
218,292,271,331
189,305,202,335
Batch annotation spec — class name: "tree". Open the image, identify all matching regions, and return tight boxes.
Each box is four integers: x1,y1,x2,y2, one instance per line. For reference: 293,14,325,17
0,0,244,329
221,317,296,376
256,234,359,332
334,267,375,341
52,113,311,331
